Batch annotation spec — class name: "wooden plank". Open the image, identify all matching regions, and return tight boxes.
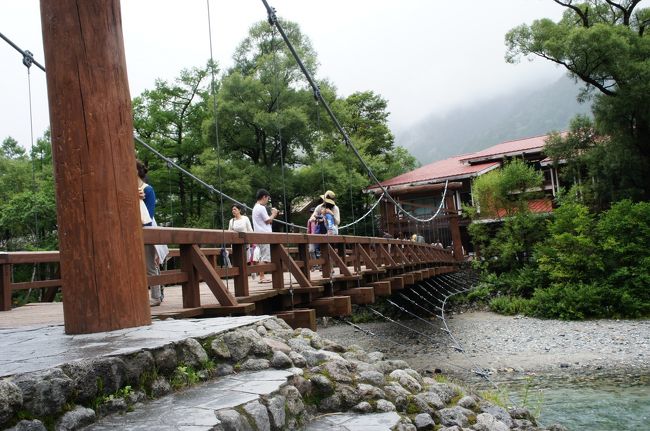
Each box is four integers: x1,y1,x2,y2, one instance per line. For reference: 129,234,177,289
292,309,316,331
202,303,255,317
0,252,60,264
403,273,415,286
277,245,312,288
148,271,188,287
393,244,409,266
189,244,238,306
339,287,375,305
368,281,391,297
41,0,151,333
11,279,62,291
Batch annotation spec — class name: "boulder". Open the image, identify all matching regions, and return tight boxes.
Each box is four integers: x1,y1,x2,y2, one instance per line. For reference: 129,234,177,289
0,380,22,426
11,369,73,417
414,413,435,430
175,338,208,368
243,400,271,431
55,406,95,431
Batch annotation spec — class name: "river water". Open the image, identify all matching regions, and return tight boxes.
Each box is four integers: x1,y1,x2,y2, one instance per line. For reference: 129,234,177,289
504,374,650,430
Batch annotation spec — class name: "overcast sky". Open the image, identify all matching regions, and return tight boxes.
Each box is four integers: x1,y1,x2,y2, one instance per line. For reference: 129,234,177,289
1,0,570,152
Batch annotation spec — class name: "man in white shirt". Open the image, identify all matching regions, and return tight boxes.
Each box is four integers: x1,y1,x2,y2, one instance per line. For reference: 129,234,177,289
252,189,278,283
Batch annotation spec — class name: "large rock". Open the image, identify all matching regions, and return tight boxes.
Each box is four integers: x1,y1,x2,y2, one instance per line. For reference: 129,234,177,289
279,385,304,417
358,370,385,386
240,358,270,371
389,370,422,393
55,405,95,431
224,330,256,361
414,413,435,430
372,360,410,374
265,395,286,429
376,399,396,412
426,382,460,404
437,406,473,428
243,400,270,431
7,419,46,431
417,391,445,410
320,360,354,383
216,408,253,431
263,338,291,354
288,352,306,368
175,338,208,368
356,383,385,400
61,357,128,402
287,337,314,353
335,384,362,409
479,402,513,428
122,351,155,386
270,351,292,369
309,375,334,394
151,344,179,375
11,369,73,417
0,380,22,426
210,335,232,360
301,349,344,367
473,413,510,431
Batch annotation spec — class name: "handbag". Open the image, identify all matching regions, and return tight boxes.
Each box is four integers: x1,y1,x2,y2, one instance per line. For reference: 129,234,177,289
139,199,152,225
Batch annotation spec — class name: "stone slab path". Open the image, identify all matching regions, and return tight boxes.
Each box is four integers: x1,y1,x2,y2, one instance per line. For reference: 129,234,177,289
0,316,267,377
304,412,402,431
83,369,294,430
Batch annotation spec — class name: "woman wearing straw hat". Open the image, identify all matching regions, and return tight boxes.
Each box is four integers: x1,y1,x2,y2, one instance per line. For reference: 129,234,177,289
309,190,340,231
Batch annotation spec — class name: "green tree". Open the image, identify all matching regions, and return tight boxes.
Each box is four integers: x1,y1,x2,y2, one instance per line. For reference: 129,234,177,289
506,0,650,202
1,136,26,159
133,65,212,225
470,159,543,218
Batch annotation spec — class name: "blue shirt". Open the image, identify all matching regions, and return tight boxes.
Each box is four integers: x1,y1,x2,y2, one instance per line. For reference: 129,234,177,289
143,184,156,227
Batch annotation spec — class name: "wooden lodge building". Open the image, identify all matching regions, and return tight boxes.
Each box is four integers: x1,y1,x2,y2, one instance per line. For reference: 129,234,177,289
367,134,564,255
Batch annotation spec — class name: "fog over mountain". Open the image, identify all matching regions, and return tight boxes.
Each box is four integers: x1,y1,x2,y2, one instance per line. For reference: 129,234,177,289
395,76,592,164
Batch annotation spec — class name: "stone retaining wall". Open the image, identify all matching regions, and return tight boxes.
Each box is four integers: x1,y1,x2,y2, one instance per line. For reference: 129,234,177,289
1,317,566,431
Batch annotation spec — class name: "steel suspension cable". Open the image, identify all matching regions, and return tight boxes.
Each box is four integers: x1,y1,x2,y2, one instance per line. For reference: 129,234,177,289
206,0,231,288
259,0,449,225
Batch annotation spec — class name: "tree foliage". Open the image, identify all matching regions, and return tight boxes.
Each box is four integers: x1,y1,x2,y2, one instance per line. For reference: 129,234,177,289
470,159,543,218
506,0,650,203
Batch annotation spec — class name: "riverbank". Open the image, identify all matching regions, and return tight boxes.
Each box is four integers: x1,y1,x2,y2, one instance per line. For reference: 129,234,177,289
318,311,650,384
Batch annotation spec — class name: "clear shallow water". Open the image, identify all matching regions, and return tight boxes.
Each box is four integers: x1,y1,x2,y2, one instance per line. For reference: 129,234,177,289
507,375,650,431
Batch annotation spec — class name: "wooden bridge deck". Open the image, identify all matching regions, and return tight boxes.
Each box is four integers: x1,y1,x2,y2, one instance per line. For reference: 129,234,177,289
1,227,461,331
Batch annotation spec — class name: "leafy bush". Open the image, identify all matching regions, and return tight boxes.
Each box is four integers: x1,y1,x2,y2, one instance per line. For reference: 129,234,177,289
489,296,531,315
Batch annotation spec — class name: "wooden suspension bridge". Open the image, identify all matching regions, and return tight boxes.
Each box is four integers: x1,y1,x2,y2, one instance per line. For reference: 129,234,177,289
0,1,463,334
0,228,461,331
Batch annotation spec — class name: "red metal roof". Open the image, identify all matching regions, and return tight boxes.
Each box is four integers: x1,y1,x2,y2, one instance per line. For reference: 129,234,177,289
459,134,553,163
371,154,499,189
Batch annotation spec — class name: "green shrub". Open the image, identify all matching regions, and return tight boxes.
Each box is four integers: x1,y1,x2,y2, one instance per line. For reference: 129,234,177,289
489,296,531,315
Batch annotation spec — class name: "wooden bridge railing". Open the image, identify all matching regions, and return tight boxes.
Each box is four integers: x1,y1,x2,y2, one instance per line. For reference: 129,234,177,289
0,227,459,313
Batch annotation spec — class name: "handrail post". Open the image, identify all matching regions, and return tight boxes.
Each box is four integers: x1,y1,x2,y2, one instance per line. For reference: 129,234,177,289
298,243,311,282
1,263,12,311
180,244,201,308
270,244,284,290
231,243,249,297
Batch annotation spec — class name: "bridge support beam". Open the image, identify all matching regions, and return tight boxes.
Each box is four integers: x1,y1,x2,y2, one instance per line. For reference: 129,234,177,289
40,0,151,333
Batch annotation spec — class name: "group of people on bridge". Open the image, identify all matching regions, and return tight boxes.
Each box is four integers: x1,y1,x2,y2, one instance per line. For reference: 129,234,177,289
136,161,342,307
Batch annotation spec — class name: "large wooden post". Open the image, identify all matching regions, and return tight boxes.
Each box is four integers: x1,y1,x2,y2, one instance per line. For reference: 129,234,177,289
40,0,151,334
445,195,464,261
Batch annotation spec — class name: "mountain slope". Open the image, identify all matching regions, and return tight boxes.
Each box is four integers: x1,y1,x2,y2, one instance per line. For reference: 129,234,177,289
396,76,592,164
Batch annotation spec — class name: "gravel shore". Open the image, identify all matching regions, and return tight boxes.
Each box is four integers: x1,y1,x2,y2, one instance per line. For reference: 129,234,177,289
318,311,650,385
